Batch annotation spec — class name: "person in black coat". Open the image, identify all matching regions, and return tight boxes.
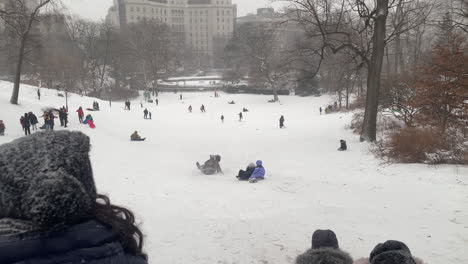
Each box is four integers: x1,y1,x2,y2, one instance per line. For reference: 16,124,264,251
58,108,65,127
21,113,31,135
28,112,38,131
296,230,353,264
280,115,285,128
338,140,347,151
0,131,148,264
237,163,256,181
143,108,149,119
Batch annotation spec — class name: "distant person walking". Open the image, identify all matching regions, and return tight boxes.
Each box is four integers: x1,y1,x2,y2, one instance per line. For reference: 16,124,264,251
155,99,159,106
221,115,224,123
320,107,322,115
180,94,183,100
200,104,206,113
188,105,193,113
124,100,131,110
149,112,152,120
239,112,243,122
76,107,84,124
144,108,149,119
279,115,285,129
37,88,41,100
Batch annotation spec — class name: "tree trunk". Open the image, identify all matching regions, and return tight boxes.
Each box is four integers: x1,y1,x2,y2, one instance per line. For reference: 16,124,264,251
360,0,389,142
10,35,27,104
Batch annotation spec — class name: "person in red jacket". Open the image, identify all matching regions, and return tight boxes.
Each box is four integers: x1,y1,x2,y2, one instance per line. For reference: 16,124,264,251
76,107,84,123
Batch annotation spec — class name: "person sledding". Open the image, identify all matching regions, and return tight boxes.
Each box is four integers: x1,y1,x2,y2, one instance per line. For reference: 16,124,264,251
338,140,347,151
248,160,266,183
228,100,236,105
242,108,249,112
130,131,146,141
83,114,95,129
196,155,223,175
236,163,256,181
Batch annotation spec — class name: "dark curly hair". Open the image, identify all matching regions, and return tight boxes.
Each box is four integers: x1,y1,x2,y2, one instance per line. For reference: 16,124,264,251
93,194,148,260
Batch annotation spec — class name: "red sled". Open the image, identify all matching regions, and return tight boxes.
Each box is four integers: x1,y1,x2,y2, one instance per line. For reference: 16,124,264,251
88,120,96,129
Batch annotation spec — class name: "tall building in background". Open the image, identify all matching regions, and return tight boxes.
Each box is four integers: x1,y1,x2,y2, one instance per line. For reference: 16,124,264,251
108,0,237,68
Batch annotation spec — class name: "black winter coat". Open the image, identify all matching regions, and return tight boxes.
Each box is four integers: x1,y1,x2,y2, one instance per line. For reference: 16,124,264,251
0,220,148,264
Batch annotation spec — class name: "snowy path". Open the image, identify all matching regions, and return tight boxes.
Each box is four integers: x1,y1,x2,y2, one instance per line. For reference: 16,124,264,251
1,81,467,263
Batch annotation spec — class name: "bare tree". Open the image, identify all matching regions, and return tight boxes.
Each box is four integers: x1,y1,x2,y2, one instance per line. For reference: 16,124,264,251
127,20,172,90
281,0,433,141
0,0,53,104
226,23,290,102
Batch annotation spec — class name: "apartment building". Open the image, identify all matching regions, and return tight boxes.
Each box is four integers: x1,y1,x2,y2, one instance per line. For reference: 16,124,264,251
108,0,237,66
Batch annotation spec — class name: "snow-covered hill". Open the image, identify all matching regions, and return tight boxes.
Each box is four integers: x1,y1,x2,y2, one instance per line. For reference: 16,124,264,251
0,81,467,263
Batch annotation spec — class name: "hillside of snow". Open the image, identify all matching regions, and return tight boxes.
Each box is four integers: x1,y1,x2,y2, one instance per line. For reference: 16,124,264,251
0,81,467,264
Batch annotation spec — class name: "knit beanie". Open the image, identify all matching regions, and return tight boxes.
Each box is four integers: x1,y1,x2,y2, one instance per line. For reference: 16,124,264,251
312,229,339,249
0,131,97,231
370,240,416,264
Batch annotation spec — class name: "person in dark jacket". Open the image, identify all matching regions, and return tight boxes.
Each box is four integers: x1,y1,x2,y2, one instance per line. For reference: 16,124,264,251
59,108,65,127
62,108,68,128
131,131,146,141
0,120,5,136
0,131,148,264
221,115,225,123
236,163,256,181
20,113,31,135
239,112,243,122
48,111,55,130
280,115,285,128
143,108,149,119
28,112,38,131
200,104,206,112
338,140,347,151
296,229,353,264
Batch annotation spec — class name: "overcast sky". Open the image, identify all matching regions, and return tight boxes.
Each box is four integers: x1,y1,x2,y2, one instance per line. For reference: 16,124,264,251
61,0,280,21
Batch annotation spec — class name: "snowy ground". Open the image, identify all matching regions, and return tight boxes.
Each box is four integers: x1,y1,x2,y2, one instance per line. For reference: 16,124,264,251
0,81,467,264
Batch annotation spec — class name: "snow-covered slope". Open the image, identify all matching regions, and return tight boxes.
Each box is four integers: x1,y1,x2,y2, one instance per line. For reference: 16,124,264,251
0,81,467,264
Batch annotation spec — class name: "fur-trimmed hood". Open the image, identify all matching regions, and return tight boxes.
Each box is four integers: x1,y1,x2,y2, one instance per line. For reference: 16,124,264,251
296,248,353,264
353,257,425,264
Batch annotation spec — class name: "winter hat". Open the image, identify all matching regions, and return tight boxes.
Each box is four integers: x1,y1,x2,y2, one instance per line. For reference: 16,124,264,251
256,160,263,166
296,248,353,264
0,131,97,232
312,229,339,249
370,241,416,264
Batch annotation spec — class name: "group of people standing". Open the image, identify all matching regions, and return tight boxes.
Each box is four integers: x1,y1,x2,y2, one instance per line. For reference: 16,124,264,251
18,110,57,135
20,112,39,135
143,108,152,120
